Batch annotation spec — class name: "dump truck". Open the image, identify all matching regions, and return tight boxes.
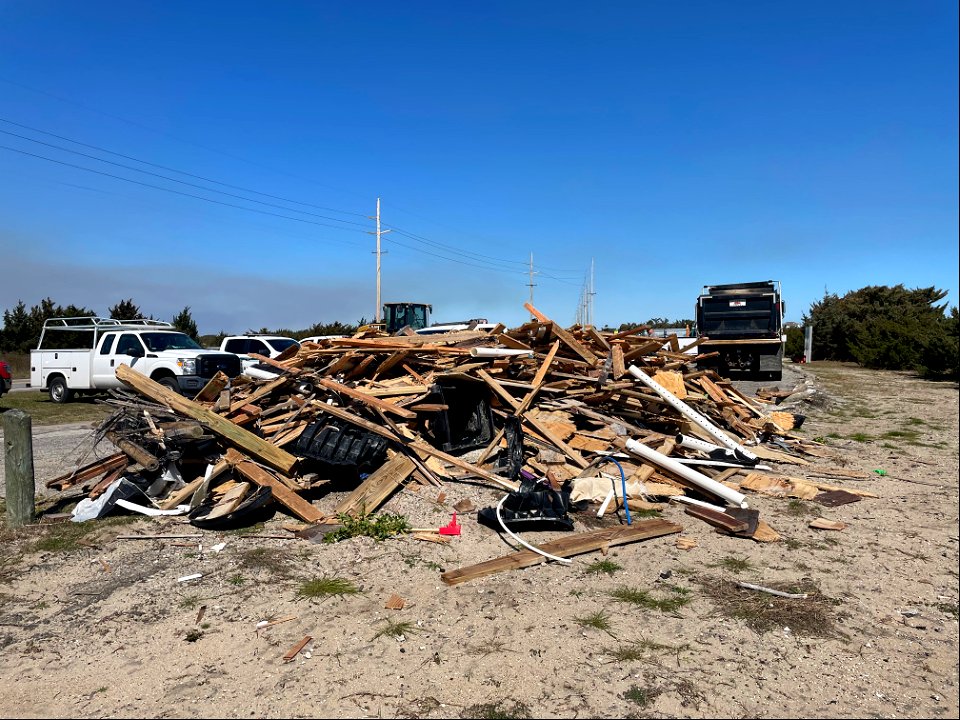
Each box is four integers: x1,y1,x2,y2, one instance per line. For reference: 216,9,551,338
695,281,785,380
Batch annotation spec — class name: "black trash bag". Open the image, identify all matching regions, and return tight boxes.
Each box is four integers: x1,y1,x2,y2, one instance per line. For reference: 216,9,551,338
477,475,575,532
292,419,389,484
500,415,525,481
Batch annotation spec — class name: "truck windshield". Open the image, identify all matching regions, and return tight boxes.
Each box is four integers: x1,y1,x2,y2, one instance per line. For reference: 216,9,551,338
140,332,202,351
266,338,299,352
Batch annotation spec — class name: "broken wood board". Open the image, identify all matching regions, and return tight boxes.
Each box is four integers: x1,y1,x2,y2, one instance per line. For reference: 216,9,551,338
683,505,749,534
116,364,298,475
46,452,128,491
226,448,324,523
809,518,847,531
440,519,682,585
332,454,416,517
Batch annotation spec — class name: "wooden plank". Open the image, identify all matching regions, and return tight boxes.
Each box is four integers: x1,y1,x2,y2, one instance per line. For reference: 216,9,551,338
45,452,128,490
315,377,417,419
193,371,229,403
497,334,531,351
246,353,302,374
521,416,589,469
585,326,611,352
683,505,749,533
610,343,626,380
476,369,520,411
372,350,409,378
158,460,230,510
229,377,289,413
524,302,599,366
622,339,667,363
440,520,682,585
202,482,251,521
333,454,416,517
117,364,298,475
530,341,560,389
282,636,312,663
227,449,324,523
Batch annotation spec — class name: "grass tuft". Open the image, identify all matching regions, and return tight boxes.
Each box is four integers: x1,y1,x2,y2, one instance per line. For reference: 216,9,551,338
583,559,622,576
462,700,532,719
575,610,613,633
323,512,410,543
609,585,691,613
297,576,360,599
373,617,416,640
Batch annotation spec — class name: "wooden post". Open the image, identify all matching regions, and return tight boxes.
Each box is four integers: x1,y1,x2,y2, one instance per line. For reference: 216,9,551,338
3,409,35,527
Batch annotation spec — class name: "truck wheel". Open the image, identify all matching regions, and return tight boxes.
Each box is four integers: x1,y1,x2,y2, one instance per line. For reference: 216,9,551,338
48,377,73,404
156,376,181,394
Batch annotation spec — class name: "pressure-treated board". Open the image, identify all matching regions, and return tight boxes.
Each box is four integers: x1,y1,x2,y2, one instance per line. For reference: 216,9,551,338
440,519,682,585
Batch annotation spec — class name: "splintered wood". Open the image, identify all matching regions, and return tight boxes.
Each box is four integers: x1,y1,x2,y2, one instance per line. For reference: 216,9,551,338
43,301,865,581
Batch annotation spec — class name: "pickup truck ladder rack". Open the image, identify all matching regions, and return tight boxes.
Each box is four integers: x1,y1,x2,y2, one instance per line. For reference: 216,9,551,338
40,316,174,331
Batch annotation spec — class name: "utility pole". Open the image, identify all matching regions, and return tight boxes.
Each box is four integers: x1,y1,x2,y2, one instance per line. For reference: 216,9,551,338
368,198,390,322
588,257,596,327
527,253,537,304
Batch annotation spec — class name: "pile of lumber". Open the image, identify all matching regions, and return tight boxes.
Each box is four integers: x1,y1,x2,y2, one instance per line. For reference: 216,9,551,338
41,303,829,537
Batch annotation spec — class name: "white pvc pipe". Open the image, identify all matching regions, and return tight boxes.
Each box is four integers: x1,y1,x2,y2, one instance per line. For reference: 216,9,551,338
675,433,730,456
469,347,535,358
627,365,758,462
624,438,749,509
668,495,729,513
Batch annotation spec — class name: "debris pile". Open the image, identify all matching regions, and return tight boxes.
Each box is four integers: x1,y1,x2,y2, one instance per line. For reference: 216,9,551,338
39,303,871,582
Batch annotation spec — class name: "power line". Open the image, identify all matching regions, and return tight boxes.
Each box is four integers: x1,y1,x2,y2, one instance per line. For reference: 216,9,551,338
0,116,370,219
1,143,580,283
0,143,371,235
0,126,370,229
1,117,579,281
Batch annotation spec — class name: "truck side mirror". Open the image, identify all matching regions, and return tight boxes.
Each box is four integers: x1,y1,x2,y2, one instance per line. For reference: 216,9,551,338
126,347,144,358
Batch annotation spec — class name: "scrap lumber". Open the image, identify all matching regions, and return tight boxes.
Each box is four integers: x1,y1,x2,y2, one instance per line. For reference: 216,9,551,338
194,371,230,403
333,454,416,517
46,452,128,491
683,505,749,534
116,364,298,475
315,377,417,419
524,302,599,366
225,448,324,523
440,519,682,585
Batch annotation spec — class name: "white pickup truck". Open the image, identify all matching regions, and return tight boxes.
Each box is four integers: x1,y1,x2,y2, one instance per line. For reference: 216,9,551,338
30,317,243,403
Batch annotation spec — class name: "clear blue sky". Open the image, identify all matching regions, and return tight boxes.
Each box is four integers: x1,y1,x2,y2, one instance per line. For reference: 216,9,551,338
1,1,957,334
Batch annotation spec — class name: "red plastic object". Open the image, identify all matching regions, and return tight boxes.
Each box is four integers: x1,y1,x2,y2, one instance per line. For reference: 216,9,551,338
438,512,461,536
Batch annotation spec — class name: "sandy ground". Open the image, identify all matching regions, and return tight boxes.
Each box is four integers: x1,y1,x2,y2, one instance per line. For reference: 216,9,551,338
0,362,957,719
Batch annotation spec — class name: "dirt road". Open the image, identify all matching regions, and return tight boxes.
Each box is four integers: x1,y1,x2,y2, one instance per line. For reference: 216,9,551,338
0,362,957,719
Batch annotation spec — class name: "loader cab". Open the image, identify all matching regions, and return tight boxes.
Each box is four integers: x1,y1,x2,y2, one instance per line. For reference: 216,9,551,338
382,302,432,334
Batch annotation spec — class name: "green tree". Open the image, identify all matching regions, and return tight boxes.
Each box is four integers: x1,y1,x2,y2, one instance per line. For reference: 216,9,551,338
1,300,35,352
171,306,200,341
804,284,957,378
109,298,142,320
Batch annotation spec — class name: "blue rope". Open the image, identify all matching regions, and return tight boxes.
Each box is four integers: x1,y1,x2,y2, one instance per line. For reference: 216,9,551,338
602,457,631,525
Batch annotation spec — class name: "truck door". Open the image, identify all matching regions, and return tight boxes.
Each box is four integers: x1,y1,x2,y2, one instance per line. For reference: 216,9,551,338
91,332,120,388
105,333,147,388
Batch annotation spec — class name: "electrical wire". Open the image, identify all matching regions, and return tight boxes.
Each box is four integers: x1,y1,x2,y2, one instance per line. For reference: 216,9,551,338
495,493,572,565
0,127,370,228
0,117,370,219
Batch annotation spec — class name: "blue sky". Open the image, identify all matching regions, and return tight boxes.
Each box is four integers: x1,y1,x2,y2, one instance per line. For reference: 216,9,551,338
1,1,957,334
